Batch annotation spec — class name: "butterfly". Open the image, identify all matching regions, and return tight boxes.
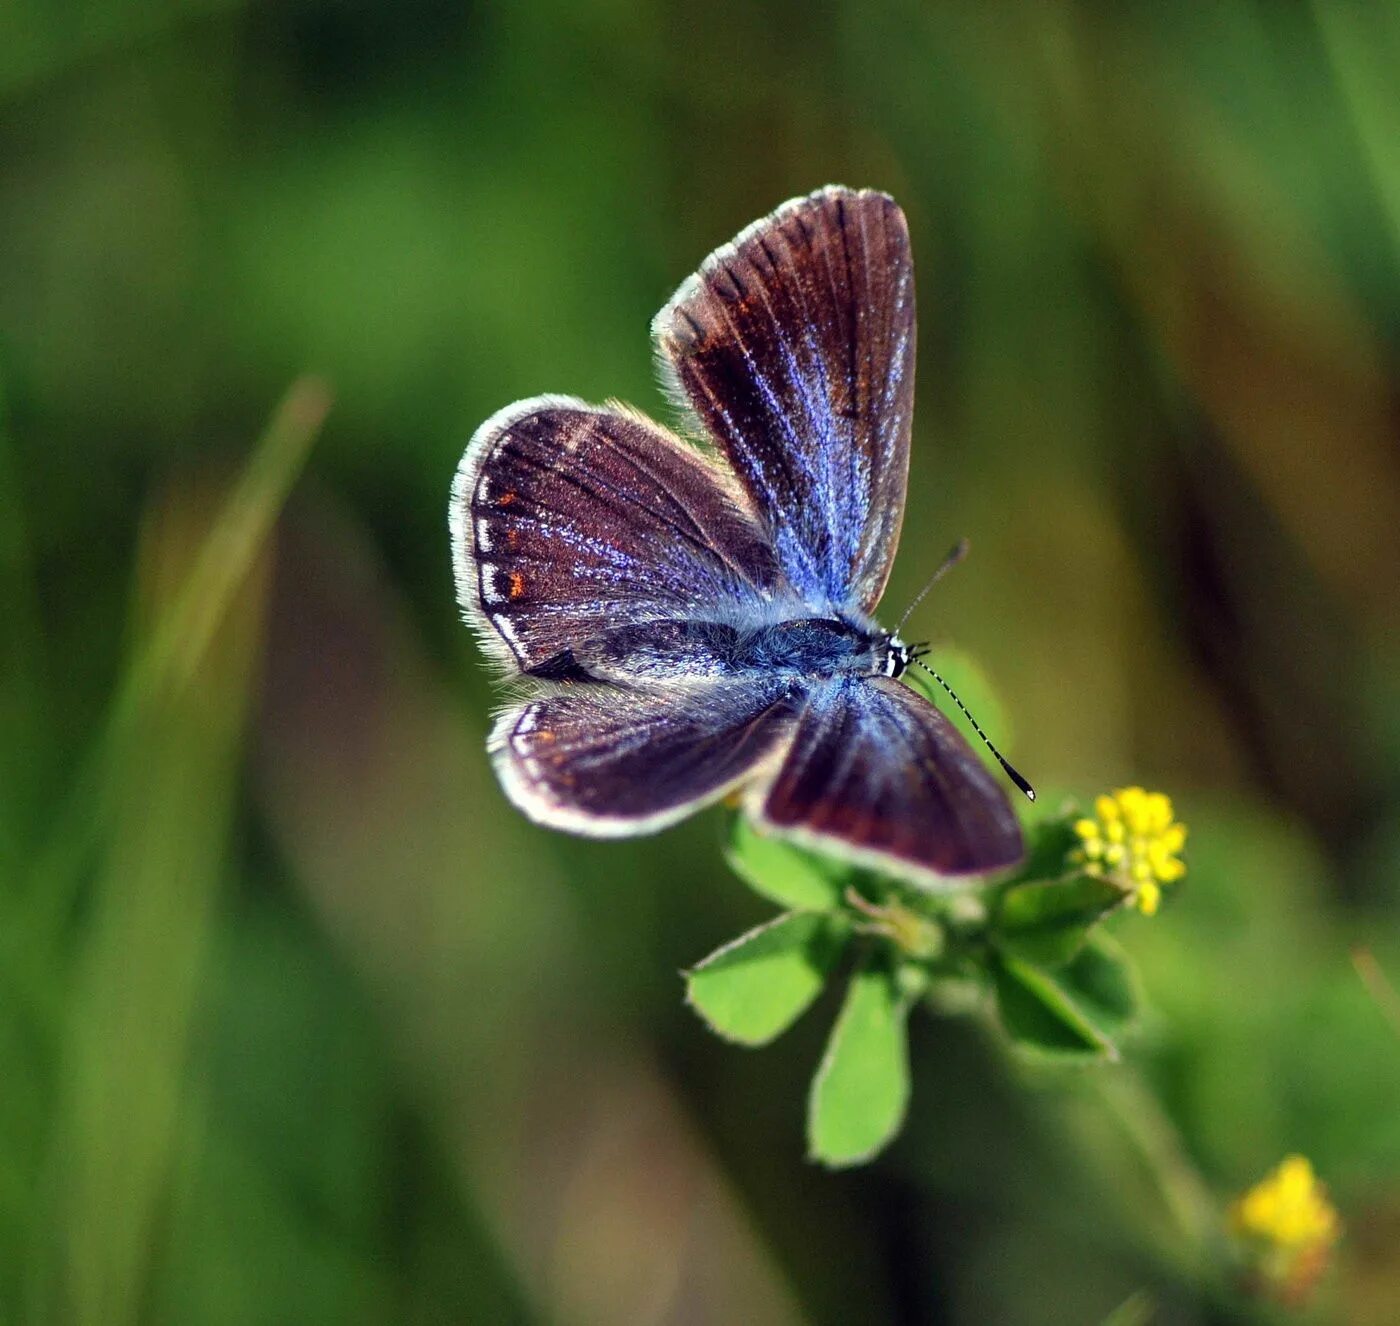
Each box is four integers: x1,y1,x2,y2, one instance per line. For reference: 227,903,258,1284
450,186,1029,886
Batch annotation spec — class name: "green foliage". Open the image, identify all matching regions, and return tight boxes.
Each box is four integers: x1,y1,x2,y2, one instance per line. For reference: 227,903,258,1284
686,911,847,1046
991,954,1117,1061
724,814,846,911
1057,933,1139,1038
696,801,1146,1163
1005,814,1084,888
995,874,1126,967
808,964,911,1168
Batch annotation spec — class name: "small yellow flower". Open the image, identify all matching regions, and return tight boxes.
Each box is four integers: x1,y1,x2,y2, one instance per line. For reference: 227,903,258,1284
1071,787,1186,914
1228,1155,1340,1304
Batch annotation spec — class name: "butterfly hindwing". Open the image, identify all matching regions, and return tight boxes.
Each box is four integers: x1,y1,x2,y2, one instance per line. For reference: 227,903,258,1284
490,679,798,834
653,186,915,615
750,676,1023,884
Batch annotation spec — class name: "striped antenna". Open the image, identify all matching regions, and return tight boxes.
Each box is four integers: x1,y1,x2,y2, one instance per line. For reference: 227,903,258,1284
895,537,970,633
911,657,1036,802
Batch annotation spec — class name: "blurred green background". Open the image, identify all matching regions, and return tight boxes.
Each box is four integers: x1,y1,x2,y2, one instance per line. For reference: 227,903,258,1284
4,2,1400,1322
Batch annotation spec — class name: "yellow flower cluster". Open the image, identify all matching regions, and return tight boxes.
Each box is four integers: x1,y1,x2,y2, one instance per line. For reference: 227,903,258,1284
1229,1155,1340,1303
1072,787,1186,915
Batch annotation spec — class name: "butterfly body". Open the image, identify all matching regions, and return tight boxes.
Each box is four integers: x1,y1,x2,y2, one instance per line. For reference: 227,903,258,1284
519,611,906,686
452,186,1025,885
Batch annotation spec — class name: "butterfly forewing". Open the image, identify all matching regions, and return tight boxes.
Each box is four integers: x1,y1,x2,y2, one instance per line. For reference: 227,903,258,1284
653,187,915,614
452,397,786,676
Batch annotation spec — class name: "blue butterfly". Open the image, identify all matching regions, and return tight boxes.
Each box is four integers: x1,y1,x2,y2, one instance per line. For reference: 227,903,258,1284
450,186,1029,885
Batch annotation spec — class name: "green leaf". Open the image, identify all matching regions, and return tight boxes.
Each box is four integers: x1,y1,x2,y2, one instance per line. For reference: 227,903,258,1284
686,911,846,1046
1009,815,1083,885
995,874,1125,967
726,813,846,910
992,954,1116,1061
1056,932,1139,1036
808,963,910,1167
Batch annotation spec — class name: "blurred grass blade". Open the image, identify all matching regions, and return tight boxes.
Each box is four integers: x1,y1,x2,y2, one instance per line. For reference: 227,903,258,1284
117,376,331,719
1313,1,1400,267
22,378,330,937
1099,1290,1155,1326
27,458,277,1324
1352,946,1400,1040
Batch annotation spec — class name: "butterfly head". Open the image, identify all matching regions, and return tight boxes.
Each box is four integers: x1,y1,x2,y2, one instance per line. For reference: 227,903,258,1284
879,635,916,679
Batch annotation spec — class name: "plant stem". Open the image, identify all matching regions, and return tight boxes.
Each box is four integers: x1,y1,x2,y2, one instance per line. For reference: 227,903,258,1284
1091,1068,1217,1271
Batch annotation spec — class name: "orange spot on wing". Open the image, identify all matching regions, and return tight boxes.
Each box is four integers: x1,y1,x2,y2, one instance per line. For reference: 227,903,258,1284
498,490,518,507
508,571,525,599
